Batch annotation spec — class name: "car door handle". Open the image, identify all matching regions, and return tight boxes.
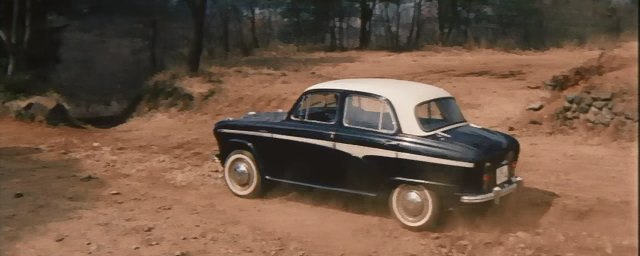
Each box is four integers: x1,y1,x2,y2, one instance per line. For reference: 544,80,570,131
383,140,400,146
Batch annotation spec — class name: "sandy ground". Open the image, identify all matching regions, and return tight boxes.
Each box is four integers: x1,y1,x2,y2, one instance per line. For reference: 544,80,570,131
1,42,638,256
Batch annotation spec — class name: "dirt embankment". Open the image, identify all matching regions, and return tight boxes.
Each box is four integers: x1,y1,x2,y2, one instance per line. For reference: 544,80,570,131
0,42,637,256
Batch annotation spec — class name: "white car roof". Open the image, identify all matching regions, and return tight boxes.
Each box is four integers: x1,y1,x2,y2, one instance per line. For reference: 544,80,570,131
305,78,459,136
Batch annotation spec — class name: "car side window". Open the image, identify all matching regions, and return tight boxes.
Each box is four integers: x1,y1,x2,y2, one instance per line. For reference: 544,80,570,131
290,92,338,123
343,94,397,133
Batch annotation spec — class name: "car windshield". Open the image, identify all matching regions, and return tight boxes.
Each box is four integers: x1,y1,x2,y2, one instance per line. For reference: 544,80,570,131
415,97,466,132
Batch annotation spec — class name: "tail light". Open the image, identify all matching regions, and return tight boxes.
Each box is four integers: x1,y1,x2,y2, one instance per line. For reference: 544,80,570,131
506,151,516,177
483,162,492,192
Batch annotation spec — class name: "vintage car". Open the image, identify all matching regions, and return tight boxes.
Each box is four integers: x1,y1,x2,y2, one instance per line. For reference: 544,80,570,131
213,78,522,230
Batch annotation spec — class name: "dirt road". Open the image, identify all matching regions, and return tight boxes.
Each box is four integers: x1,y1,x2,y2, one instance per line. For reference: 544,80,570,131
1,43,637,256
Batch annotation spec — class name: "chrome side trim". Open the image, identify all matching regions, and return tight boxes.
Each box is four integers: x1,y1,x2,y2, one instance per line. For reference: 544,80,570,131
422,122,469,136
391,177,456,187
265,176,377,197
218,129,273,138
459,176,522,204
396,152,475,168
217,129,475,168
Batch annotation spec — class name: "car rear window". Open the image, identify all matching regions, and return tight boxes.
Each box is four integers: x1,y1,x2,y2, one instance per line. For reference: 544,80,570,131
415,97,466,131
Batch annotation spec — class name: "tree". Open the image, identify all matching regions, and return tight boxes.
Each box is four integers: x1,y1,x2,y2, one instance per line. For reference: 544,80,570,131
0,0,71,79
185,0,208,72
357,0,376,49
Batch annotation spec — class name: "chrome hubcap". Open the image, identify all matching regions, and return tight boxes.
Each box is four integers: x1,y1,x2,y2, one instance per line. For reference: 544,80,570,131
230,161,251,187
399,189,426,217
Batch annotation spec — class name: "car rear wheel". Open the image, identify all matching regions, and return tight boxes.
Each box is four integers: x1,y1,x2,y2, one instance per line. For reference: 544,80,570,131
223,150,263,198
389,184,441,230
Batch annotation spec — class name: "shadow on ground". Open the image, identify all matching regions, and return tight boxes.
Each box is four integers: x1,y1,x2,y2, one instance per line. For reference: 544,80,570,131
263,183,558,233
0,146,104,253
264,183,389,218
440,186,559,233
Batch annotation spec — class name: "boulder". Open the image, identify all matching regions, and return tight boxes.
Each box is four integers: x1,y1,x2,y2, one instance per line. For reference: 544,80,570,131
526,102,544,111
562,102,572,111
590,91,613,101
7,96,85,128
581,95,593,107
585,111,598,123
624,111,638,122
570,104,578,112
565,93,579,104
592,101,607,110
611,103,625,116
577,104,590,113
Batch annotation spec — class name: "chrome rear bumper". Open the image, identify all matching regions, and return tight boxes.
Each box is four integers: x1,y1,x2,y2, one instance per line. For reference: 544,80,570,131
460,176,523,204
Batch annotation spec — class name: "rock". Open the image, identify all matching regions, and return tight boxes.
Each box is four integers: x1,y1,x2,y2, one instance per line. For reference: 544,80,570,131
526,102,544,111
149,241,159,246
527,84,541,89
577,104,590,113
175,251,188,256
565,93,579,104
92,142,101,147
606,101,613,110
574,94,586,105
13,192,24,198
143,226,154,232
570,103,578,112
54,234,66,242
79,175,97,182
132,245,140,250
592,101,607,110
624,111,638,122
515,231,531,240
585,110,598,123
431,233,442,240
590,91,613,101
508,126,516,131
109,191,120,195
581,95,593,107
604,240,613,254
562,102,572,111
8,96,85,128
564,111,578,120
529,119,542,125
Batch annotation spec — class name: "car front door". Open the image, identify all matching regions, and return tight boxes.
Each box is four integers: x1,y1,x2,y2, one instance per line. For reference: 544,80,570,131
264,90,343,187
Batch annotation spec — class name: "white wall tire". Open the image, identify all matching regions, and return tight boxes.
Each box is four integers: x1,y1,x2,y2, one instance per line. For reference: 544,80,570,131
389,184,441,230
223,150,263,198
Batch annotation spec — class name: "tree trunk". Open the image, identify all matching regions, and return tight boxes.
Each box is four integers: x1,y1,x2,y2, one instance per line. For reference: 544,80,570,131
265,4,272,47
338,15,345,50
186,0,207,73
394,0,401,50
23,0,31,50
249,4,259,48
358,0,370,49
406,0,418,49
383,3,393,48
220,1,230,59
413,0,423,48
149,19,158,72
329,19,337,51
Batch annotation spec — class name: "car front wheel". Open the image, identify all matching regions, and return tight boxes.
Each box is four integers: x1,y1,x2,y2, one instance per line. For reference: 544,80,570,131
389,184,441,230
223,150,263,198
